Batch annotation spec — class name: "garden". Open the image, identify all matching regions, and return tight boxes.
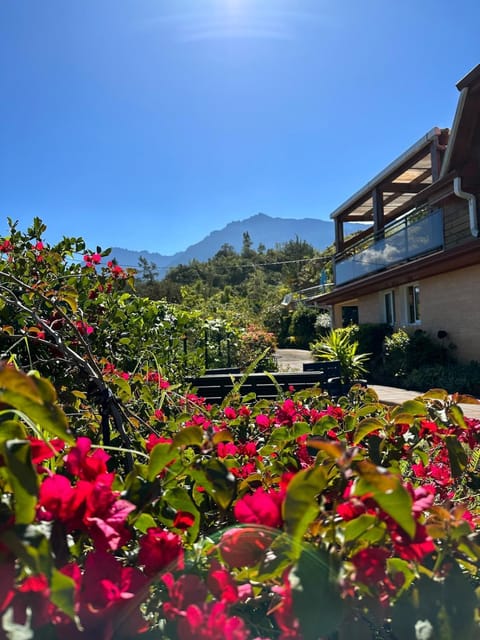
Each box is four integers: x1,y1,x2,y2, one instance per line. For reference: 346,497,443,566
0,220,479,639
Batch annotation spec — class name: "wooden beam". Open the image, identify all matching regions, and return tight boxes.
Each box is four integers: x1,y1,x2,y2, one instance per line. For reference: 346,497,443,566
372,187,384,237
381,182,430,193
335,217,344,252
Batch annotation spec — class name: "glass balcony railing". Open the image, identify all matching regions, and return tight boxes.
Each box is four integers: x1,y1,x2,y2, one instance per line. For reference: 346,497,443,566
335,208,444,286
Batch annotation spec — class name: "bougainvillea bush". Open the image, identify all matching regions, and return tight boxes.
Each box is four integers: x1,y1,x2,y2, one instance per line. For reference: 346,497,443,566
0,221,479,639
1,370,479,639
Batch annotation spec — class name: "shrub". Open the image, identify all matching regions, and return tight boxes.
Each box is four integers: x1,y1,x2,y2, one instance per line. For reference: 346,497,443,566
404,361,480,394
310,327,370,383
383,328,457,386
288,304,318,348
237,324,277,371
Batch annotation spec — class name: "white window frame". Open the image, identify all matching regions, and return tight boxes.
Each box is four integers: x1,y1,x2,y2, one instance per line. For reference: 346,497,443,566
406,284,421,325
383,290,396,326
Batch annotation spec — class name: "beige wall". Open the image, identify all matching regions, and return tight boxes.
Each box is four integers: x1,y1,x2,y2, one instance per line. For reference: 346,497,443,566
420,264,480,361
333,263,480,362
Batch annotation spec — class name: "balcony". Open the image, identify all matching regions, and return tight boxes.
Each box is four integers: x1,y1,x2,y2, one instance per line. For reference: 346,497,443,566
334,208,444,285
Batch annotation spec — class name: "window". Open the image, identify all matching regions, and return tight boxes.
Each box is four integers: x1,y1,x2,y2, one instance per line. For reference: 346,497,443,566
384,291,395,325
407,285,420,324
342,305,358,327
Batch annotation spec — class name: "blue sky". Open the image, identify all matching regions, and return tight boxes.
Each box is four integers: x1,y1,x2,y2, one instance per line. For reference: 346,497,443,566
1,0,479,255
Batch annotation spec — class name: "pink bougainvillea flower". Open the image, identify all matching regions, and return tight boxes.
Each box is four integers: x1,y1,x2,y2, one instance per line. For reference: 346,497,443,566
138,527,184,576
74,550,149,639
177,601,250,640
206,561,239,604
238,405,251,418
234,487,284,529
217,441,238,458
255,414,271,431
38,472,135,551
271,571,302,640
0,559,15,616
74,320,94,335
9,574,51,630
223,406,237,420
64,437,110,480
145,371,170,388
162,573,208,621
85,474,136,551
154,408,166,421
145,433,173,453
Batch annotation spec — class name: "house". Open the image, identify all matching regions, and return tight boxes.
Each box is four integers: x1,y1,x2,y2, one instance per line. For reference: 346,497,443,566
309,64,480,362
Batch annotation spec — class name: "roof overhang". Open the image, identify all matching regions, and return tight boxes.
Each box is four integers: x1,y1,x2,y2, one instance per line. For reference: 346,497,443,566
330,127,449,225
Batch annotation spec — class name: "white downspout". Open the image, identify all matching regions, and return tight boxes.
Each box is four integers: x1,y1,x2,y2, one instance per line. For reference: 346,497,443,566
453,176,479,238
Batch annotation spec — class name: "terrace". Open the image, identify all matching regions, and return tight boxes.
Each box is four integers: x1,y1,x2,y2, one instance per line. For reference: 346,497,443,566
331,127,449,287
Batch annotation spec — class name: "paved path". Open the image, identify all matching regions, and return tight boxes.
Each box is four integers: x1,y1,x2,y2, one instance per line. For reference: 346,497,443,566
275,348,314,372
275,349,480,420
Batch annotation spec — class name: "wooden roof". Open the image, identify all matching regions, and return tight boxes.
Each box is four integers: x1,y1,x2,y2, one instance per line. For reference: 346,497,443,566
330,128,449,224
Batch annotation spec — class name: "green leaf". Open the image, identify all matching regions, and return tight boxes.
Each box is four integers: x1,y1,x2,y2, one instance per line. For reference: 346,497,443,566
312,415,338,436
291,546,345,639
50,569,76,619
447,404,466,429
0,369,73,444
445,436,468,478
171,426,204,448
387,557,416,595
0,419,27,441
3,440,38,525
133,513,157,533
421,388,449,401
354,461,415,538
283,467,327,543
193,459,236,510
161,487,200,542
396,399,427,416
353,417,384,444
147,443,177,481
356,403,383,417
344,513,382,542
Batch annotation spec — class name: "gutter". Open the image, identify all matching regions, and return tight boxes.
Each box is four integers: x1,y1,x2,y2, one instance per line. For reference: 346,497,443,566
453,176,479,238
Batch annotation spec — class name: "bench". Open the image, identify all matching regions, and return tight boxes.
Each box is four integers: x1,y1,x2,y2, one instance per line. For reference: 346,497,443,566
187,362,343,404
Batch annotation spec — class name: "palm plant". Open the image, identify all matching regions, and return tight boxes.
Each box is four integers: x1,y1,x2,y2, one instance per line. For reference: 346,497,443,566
310,327,370,384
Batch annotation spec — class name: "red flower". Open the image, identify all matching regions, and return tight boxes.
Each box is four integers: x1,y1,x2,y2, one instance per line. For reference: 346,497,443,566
27,437,64,464
173,511,195,530
0,239,13,253
138,528,184,576
351,547,390,584
75,550,149,639
234,487,284,528
219,526,275,568
145,433,173,453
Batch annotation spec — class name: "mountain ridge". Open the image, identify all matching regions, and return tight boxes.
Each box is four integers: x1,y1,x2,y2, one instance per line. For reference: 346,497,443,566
109,213,362,272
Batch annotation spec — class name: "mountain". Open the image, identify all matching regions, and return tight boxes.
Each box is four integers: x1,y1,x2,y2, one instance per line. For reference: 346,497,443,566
109,213,362,272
